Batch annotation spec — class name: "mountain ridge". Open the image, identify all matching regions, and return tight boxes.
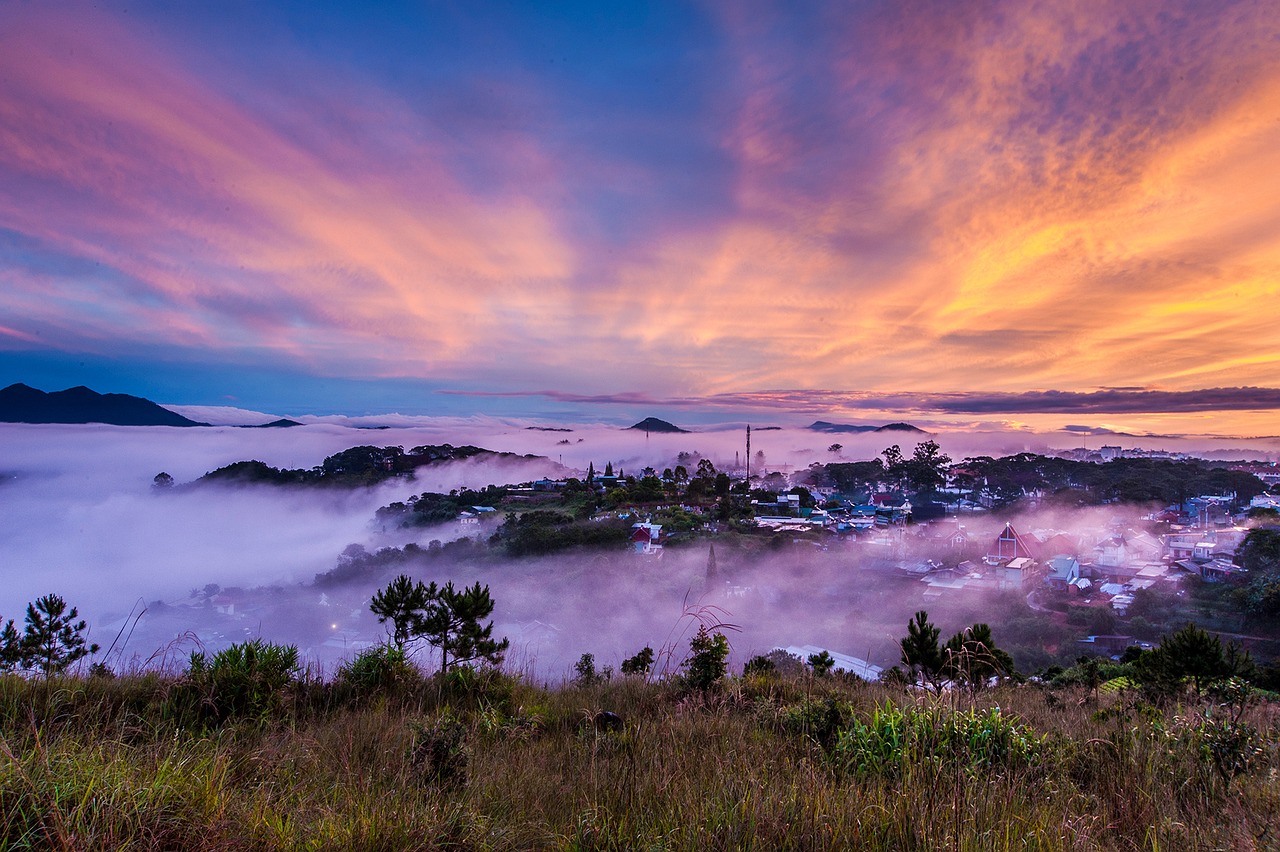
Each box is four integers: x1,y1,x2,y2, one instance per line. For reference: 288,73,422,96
0,383,208,427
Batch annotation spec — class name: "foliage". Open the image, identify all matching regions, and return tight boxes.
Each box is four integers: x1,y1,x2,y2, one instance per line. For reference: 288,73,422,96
19,594,99,676
420,582,510,674
681,625,729,691
0,617,19,672
743,654,775,676
899,610,943,691
409,710,469,786
367,576,508,674
941,622,1014,690
1239,526,1280,574
493,512,631,556
1133,623,1237,699
620,646,654,677
831,704,1046,778
807,650,835,677
0,670,1277,848
186,639,300,723
572,653,611,687
370,574,433,650
335,644,419,694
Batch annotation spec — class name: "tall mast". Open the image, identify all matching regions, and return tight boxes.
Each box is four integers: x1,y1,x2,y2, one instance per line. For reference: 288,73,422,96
746,423,751,482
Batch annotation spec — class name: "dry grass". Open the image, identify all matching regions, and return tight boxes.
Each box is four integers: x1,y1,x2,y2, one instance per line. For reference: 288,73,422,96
1,671,1278,850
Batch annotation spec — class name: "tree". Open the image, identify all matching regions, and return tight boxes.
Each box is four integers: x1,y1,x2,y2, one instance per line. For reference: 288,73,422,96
900,610,943,692
828,443,843,455
907,440,952,493
807,650,835,677
682,625,729,691
20,594,99,676
1136,623,1230,698
0,617,19,672
1237,527,1280,575
370,575,431,650
419,581,509,674
152,471,174,489
941,623,1012,690
621,646,654,677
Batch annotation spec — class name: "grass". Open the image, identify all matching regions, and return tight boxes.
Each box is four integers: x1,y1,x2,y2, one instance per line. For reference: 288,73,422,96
1,669,1278,850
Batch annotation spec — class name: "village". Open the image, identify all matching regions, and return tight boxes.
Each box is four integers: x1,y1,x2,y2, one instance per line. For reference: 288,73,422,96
106,439,1280,680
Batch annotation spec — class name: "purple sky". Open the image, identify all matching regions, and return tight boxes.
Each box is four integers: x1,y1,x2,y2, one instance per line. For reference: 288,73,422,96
2,0,1279,432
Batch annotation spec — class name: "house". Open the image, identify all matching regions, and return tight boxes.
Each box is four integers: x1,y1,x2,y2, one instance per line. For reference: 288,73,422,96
630,522,663,556
1000,556,1036,590
1092,530,1162,577
986,523,1038,564
1045,555,1082,590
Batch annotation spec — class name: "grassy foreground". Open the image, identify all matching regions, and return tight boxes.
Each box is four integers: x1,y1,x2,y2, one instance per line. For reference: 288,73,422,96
2,668,1278,851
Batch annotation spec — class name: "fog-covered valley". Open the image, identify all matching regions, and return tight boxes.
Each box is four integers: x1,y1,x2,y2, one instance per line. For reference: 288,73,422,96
1,415,1273,681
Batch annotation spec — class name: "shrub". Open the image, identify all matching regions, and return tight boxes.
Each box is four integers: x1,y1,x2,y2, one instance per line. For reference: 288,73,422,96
620,646,654,677
681,626,729,692
409,710,468,786
831,703,1046,778
335,644,419,695
186,639,300,724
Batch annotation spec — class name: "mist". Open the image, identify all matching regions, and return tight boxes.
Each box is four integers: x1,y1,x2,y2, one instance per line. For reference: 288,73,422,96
0,414,1262,679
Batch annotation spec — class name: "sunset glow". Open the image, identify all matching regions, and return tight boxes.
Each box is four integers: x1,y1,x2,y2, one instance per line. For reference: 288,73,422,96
2,1,1278,432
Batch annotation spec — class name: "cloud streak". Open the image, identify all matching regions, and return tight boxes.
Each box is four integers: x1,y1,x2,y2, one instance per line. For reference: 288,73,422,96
443,386,1280,416
0,1,1278,424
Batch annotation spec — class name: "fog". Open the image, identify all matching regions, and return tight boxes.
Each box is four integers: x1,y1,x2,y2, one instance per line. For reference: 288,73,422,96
0,414,1263,680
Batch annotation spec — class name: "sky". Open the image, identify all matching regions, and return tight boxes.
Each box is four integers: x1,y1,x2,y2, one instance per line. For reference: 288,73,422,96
1,0,1279,435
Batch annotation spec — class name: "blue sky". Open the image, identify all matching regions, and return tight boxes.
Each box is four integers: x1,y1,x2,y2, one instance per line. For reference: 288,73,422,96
2,0,1279,433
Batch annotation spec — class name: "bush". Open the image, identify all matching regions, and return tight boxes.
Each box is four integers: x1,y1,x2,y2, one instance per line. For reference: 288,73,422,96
186,639,300,724
831,704,1046,779
335,644,419,696
409,710,468,786
681,626,729,692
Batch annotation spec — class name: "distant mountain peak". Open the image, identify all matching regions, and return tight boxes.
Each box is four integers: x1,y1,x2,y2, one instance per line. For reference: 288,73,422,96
629,417,689,433
0,383,207,427
808,420,927,434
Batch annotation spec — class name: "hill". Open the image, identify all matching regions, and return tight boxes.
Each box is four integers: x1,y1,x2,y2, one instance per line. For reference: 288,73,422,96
0,383,207,426
808,420,927,434
629,417,689,433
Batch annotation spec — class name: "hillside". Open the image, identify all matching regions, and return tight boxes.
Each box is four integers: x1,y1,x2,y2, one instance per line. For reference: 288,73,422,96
809,420,927,434
0,383,206,426
629,416,689,433
1,667,1275,849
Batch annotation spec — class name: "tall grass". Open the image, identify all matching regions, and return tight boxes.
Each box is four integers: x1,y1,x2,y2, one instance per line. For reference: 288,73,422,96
0,667,1277,850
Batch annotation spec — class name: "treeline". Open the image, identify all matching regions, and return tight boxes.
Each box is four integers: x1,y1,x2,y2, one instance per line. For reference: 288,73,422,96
314,539,486,587
490,510,633,557
193,444,538,488
377,485,510,527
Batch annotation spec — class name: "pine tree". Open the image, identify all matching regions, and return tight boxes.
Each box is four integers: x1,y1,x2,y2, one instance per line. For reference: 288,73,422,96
941,622,1012,690
20,594,99,676
900,610,943,692
420,581,509,673
0,617,20,672
370,575,431,650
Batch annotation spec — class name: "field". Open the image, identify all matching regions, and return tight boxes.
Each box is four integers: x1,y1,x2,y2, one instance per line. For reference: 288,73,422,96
2,664,1278,851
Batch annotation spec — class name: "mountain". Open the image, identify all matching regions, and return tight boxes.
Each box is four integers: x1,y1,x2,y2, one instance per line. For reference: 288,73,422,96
877,422,928,433
629,417,689,433
808,420,927,434
0,383,207,426
240,418,303,428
